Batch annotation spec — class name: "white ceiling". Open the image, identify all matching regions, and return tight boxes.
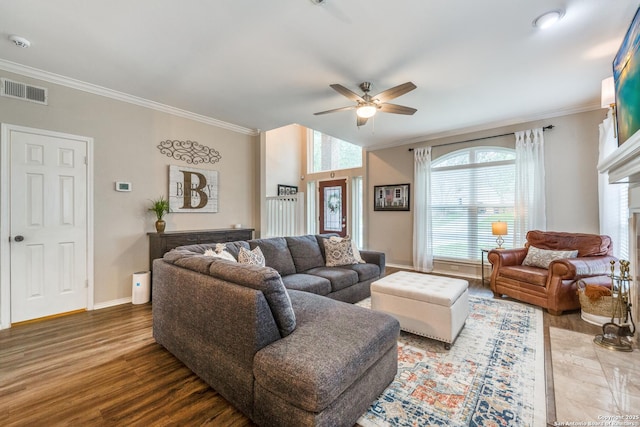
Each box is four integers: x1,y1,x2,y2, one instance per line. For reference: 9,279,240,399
0,0,638,149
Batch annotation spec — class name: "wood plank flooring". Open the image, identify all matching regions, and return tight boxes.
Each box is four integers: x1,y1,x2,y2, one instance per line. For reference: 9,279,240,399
0,269,618,426
0,303,254,427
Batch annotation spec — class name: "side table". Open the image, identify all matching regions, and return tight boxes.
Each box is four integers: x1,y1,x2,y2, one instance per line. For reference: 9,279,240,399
481,248,491,286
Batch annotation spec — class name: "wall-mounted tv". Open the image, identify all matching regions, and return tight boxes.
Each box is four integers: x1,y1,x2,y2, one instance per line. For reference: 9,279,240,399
614,7,640,145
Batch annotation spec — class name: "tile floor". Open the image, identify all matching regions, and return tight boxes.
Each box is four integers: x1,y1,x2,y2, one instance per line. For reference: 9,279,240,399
551,327,640,423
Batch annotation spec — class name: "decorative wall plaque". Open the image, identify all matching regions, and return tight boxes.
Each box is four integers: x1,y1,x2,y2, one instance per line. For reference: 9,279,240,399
157,140,222,164
169,165,218,213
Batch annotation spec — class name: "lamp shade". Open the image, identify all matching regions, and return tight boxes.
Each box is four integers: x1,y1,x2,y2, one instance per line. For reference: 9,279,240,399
492,221,507,236
601,76,615,108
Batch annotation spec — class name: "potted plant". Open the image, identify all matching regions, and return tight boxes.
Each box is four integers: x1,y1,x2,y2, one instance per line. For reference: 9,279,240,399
149,196,170,233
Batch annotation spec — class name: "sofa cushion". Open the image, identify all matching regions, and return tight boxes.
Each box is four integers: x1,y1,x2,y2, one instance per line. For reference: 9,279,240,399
285,235,325,272
526,230,612,257
165,249,216,274
205,258,296,337
522,245,578,269
281,273,331,296
253,290,399,413
337,263,381,282
304,267,358,292
248,238,296,276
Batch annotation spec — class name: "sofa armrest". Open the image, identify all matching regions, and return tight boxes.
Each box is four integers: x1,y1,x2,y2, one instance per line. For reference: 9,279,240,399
549,256,617,280
487,247,528,268
359,250,386,276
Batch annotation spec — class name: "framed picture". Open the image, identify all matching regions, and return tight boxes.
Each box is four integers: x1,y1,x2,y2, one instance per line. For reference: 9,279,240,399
277,184,298,196
374,183,410,211
169,165,218,213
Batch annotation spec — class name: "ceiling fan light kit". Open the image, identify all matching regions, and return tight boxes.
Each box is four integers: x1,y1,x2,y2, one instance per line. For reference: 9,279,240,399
315,81,417,127
356,105,377,118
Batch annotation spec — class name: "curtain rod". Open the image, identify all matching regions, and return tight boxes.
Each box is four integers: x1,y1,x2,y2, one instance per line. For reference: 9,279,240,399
407,125,554,151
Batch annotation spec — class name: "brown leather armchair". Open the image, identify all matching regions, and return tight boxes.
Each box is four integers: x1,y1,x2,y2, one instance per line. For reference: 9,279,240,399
488,230,616,315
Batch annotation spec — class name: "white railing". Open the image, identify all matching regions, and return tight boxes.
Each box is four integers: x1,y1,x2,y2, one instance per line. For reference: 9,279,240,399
265,192,305,237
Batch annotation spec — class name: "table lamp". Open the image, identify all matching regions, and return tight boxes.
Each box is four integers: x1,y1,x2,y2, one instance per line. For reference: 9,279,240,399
492,221,507,249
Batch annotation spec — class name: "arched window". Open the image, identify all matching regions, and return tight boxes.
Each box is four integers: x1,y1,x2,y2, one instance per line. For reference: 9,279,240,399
431,146,515,260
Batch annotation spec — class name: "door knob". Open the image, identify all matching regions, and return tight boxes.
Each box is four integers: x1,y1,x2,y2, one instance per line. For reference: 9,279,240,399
13,235,24,242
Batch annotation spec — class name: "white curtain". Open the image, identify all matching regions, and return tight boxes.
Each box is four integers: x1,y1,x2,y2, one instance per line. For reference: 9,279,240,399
514,128,546,246
413,147,433,272
599,109,629,258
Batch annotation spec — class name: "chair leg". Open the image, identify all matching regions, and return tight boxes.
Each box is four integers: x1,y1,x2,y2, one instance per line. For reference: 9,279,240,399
547,308,563,316
492,291,501,298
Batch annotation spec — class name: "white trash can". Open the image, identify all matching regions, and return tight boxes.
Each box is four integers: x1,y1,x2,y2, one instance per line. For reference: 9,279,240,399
132,271,151,304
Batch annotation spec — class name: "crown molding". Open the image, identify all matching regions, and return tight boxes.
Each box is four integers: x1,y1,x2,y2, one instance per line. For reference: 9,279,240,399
0,59,259,136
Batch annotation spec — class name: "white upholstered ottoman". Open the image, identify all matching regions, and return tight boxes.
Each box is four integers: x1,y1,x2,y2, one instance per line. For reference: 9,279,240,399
371,271,469,349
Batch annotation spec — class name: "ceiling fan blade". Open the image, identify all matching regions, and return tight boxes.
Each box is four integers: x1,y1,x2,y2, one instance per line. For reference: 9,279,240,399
357,116,369,127
379,103,417,115
330,84,365,102
373,82,417,103
314,105,356,115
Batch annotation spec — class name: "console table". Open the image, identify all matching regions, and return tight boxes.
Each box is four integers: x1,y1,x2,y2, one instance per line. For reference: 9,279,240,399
148,228,254,269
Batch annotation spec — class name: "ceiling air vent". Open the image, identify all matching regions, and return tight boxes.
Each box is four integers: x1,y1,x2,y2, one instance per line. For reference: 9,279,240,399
1,78,48,105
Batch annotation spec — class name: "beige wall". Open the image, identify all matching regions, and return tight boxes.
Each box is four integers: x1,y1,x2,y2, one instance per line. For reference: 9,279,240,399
265,124,304,196
0,70,258,307
367,109,606,270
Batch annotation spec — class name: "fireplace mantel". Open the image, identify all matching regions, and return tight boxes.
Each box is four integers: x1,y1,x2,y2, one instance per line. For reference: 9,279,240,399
598,130,640,184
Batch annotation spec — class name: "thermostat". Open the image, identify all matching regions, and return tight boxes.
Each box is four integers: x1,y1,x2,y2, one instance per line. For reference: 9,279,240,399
115,181,132,192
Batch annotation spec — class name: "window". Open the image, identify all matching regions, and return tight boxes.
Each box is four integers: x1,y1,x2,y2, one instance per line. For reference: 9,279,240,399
431,147,515,261
310,130,362,173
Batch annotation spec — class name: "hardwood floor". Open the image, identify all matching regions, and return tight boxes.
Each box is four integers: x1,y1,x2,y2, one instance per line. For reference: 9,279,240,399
0,270,626,426
0,303,255,426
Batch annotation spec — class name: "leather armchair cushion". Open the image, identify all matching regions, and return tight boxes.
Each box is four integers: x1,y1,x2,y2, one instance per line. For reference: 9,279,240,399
498,265,548,287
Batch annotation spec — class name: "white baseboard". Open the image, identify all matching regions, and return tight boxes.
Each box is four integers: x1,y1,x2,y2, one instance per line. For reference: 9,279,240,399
385,262,481,281
93,297,132,310
385,262,413,270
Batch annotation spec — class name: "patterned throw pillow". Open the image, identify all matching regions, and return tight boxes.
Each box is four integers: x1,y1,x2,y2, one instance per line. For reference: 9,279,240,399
238,246,265,266
328,235,366,264
323,237,359,267
522,245,578,269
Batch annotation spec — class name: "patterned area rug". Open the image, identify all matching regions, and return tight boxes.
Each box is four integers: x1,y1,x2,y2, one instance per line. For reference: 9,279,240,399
356,296,545,427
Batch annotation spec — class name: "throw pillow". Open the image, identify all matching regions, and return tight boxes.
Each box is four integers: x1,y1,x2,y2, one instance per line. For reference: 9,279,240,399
329,235,366,264
238,246,266,266
204,247,237,262
323,237,359,267
522,245,578,269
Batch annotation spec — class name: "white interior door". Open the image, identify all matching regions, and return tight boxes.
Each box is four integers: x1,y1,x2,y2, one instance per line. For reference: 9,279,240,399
9,128,89,323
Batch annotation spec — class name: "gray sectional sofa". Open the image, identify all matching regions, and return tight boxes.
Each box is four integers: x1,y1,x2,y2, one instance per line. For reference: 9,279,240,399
152,234,400,427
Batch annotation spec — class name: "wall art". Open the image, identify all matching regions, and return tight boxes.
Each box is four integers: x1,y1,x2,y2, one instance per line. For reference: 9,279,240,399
158,140,222,164
374,183,410,211
278,184,298,196
169,165,218,213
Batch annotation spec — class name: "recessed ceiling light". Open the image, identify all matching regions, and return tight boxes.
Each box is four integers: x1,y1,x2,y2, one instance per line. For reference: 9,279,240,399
9,35,31,48
532,9,565,29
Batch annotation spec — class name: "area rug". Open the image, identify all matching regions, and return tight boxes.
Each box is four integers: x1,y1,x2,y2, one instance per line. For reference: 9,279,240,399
356,296,545,427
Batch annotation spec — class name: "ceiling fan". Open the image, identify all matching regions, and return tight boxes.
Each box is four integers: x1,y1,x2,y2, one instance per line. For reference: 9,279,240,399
314,81,417,127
